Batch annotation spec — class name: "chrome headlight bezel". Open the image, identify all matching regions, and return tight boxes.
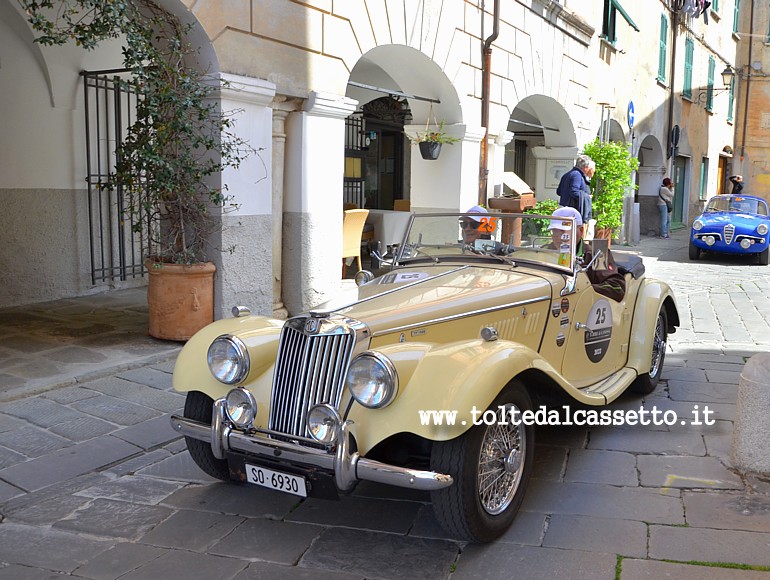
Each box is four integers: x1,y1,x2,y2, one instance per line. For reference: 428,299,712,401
758,223,768,236
692,220,704,231
225,387,257,428
207,335,250,385
346,351,399,409
307,404,341,444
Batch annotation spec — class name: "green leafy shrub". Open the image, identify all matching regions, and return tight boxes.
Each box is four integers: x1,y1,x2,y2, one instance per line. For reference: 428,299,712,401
524,198,560,236
583,139,639,232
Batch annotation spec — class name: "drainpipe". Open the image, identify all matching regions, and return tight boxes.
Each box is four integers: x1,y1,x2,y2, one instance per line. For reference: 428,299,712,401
479,0,500,206
739,0,754,162
666,1,683,170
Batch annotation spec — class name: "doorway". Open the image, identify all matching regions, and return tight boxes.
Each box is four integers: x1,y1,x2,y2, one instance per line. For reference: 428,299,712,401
673,156,688,227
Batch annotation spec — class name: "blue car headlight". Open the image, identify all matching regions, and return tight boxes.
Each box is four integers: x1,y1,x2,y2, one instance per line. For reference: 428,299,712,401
758,223,768,236
692,220,704,231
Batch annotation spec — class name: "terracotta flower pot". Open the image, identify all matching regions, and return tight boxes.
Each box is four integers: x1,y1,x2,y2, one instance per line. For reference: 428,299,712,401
145,260,216,341
419,141,442,160
594,227,613,248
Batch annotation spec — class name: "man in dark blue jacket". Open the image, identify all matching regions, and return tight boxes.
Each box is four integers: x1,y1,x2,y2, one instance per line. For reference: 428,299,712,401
557,154,595,223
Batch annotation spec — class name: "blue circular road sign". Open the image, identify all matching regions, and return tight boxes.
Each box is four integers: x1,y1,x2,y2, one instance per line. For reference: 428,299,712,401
628,101,635,130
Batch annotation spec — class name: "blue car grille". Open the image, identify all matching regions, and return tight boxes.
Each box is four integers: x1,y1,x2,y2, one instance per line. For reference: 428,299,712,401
724,224,735,244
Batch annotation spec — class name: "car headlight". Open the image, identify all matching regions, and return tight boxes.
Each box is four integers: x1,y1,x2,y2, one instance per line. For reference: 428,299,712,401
307,404,341,444
208,335,250,384
692,220,704,231
225,387,257,428
346,352,398,409
758,223,768,236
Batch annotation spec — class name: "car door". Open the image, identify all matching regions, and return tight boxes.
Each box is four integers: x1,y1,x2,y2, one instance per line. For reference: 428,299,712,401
560,278,631,387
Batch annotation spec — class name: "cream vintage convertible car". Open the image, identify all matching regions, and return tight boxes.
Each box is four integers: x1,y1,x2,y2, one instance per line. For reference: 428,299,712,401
170,211,679,543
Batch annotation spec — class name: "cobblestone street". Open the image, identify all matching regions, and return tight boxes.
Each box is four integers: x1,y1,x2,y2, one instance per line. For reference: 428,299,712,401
1,227,769,580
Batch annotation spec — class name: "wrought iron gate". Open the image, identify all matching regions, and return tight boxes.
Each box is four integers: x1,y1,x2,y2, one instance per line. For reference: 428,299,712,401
82,69,148,284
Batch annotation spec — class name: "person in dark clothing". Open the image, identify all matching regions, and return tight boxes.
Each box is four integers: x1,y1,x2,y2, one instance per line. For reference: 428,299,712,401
729,175,743,194
557,154,595,224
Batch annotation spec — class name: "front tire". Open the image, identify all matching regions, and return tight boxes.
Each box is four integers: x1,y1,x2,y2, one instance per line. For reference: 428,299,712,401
631,308,668,394
183,391,230,481
758,247,769,265
430,381,534,543
689,241,701,260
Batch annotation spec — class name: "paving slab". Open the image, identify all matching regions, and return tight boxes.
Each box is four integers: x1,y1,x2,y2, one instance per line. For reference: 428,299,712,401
0,436,141,492
637,455,743,489
54,498,174,539
299,527,458,580
139,509,245,552
621,558,770,579
0,396,86,427
48,415,117,441
136,449,222,484
6,493,91,525
683,491,770,532
234,561,363,580
530,444,568,481
160,480,299,519
0,424,72,457
72,542,168,580
112,414,181,450
452,543,617,580
209,518,322,565
0,563,73,579
84,376,183,411
649,525,770,566
0,445,26,469
75,474,184,504
71,393,162,425
0,522,115,573
564,449,638,486
668,380,741,404
520,480,684,524
0,479,23,502
118,549,248,580
543,514,648,558
117,366,175,390
105,448,173,477
588,428,707,456
286,494,422,534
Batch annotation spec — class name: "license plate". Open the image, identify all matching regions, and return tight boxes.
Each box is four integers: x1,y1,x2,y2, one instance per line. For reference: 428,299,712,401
245,463,307,497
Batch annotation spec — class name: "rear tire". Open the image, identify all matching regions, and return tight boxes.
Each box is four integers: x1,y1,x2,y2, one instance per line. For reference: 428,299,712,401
183,391,230,481
758,247,769,265
688,241,701,260
430,381,534,543
631,308,668,395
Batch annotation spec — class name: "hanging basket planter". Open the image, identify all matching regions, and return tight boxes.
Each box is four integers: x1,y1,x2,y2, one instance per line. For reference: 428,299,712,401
419,141,442,160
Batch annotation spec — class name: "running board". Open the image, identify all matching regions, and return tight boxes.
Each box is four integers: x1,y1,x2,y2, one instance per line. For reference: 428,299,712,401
580,368,638,405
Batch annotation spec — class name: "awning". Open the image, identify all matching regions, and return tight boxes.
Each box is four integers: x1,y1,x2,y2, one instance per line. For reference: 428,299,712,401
612,0,640,32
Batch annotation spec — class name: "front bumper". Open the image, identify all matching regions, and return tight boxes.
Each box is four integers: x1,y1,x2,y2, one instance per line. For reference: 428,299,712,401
170,399,453,494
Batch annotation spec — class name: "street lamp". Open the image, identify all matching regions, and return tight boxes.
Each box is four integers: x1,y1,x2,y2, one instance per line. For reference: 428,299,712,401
696,65,735,104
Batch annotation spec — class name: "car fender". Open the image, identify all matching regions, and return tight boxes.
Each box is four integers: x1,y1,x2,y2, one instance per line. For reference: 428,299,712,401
172,316,284,401
626,279,679,375
346,339,573,453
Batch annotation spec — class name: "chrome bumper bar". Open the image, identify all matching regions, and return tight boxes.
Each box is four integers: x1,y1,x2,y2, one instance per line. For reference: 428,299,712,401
169,400,453,493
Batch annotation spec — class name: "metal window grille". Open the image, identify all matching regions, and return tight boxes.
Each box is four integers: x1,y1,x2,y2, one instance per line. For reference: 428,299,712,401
82,69,149,284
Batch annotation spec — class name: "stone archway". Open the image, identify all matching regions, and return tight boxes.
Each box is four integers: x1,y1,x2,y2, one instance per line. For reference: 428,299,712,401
636,135,666,237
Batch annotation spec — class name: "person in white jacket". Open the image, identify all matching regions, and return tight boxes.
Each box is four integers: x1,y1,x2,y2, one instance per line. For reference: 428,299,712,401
658,177,675,239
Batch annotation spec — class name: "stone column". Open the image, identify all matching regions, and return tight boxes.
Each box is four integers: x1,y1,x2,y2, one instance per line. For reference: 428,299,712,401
215,73,276,318
270,97,301,319
282,92,358,315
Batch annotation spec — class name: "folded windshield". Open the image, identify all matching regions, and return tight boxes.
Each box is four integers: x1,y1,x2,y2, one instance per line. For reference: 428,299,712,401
394,212,579,271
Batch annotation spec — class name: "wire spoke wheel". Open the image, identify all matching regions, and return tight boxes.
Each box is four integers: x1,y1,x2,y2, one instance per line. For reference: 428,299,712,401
477,403,526,515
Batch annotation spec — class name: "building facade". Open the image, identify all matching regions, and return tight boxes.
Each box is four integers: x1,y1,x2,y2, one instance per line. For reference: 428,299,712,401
0,0,750,320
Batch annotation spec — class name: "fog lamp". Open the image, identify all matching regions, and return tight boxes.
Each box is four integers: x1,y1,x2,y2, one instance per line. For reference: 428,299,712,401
307,404,341,444
705,236,716,246
225,388,257,428
741,239,752,249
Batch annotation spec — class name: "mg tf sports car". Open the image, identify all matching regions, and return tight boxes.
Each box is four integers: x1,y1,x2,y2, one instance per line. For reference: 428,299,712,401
690,194,770,264
170,211,679,543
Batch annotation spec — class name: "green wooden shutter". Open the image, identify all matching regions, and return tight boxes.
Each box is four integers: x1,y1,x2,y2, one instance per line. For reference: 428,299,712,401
658,14,668,82
684,38,694,99
728,77,735,121
733,0,740,34
713,0,719,11
706,56,715,111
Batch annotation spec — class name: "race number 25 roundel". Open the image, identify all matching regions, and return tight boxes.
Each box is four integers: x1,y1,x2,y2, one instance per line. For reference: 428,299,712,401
584,298,612,363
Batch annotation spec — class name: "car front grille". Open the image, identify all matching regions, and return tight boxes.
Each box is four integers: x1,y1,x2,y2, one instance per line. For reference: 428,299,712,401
724,224,735,244
269,315,357,438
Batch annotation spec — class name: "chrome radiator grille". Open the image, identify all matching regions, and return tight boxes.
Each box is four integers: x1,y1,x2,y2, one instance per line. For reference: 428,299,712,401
724,224,735,244
269,316,356,438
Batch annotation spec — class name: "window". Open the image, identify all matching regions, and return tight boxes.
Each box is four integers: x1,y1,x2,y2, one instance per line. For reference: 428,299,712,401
658,14,668,82
700,157,709,201
706,56,715,111
733,0,740,34
727,76,735,121
712,0,719,12
683,37,694,99
602,0,639,44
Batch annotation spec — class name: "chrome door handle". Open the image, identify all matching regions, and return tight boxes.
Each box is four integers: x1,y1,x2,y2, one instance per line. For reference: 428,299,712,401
575,322,588,331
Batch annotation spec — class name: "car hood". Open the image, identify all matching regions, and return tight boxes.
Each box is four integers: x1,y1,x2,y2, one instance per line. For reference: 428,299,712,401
326,264,554,335
697,212,763,226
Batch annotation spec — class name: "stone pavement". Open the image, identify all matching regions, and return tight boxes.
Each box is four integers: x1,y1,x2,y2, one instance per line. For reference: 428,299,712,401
1,228,770,579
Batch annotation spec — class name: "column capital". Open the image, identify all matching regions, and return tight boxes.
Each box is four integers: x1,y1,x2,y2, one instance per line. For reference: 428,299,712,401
217,73,276,107
304,91,358,119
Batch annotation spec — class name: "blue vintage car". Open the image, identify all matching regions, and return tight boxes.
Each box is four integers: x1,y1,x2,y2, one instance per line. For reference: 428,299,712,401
690,194,770,265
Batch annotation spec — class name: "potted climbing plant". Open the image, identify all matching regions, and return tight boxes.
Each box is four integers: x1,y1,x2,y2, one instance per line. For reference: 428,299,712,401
583,138,639,243
409,119,460,160
21,0,251,340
